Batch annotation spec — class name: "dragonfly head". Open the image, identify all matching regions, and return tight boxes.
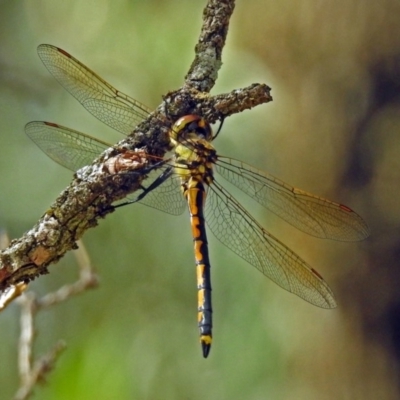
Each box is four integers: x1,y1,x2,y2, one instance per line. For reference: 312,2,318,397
170,115,213,144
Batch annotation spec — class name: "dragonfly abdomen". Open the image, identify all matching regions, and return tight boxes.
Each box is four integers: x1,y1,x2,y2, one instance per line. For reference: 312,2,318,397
183,178,213,358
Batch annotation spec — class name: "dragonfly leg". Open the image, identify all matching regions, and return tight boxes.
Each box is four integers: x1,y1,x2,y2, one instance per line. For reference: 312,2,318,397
115,165,174,208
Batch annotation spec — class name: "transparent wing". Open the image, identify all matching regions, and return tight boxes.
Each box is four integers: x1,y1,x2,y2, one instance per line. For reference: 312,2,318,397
133,169,186,216
206,180,337,308
25,121,185,215
37,44,151,135
25,121,109,171
215,157,369,241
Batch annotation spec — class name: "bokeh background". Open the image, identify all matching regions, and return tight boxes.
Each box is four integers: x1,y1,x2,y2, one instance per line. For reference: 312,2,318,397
1,1,400,399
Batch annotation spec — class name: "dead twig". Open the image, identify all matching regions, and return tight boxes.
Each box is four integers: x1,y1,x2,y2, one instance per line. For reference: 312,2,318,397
0,0,271,304
12,240,99,400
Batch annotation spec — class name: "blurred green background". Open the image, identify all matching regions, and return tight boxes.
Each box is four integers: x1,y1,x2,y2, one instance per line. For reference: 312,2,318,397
1,0,400,399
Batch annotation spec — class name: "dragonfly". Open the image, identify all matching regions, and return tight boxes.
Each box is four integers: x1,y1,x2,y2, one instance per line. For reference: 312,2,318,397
25,44,370,358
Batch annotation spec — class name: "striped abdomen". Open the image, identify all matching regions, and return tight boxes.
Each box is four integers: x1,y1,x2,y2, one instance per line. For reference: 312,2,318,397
183,178,212,358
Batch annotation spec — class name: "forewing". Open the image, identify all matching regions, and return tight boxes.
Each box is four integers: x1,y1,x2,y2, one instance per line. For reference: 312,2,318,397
25,121,109,171
37,44,151,135
26,121,185,214
205,180,337,308
216,157,369,241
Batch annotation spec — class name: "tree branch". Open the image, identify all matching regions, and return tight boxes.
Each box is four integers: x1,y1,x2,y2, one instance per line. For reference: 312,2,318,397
0,0,272,293
185,0,235,91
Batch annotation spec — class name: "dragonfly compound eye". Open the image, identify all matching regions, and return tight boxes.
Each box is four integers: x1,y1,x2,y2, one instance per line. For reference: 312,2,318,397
170,115,213,142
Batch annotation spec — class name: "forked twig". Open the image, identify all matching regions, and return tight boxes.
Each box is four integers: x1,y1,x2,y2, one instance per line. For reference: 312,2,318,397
0,0,271,308
12,240,99,400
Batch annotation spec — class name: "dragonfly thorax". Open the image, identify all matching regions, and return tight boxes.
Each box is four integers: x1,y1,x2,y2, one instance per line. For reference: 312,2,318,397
171,115,216,186
174,138,216,186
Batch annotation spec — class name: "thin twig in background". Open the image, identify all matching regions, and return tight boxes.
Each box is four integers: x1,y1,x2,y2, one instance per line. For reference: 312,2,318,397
8,239,99,400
